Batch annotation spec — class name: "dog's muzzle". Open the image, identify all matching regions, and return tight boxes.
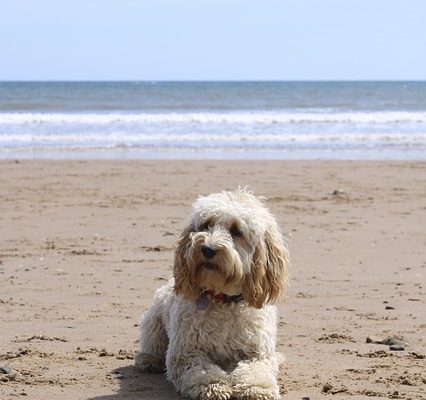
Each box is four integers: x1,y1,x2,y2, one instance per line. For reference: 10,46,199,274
201,245,217,259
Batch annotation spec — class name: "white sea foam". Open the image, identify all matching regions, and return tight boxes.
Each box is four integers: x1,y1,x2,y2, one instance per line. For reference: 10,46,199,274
1,110,426,159
1,132,425,146
1,111,426,125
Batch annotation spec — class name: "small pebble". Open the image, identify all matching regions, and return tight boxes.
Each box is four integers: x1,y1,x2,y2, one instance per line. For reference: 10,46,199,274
385,305,395,310
390,345,405,351
0,366,12,374
322,383,332,393
332,189,348,197
366,335,405,347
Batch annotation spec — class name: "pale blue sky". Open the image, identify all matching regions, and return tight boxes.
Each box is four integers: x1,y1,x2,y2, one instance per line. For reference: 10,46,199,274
1,0,425,81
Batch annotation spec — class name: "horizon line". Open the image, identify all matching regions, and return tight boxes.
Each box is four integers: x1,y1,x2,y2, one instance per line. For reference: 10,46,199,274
1,79,426,83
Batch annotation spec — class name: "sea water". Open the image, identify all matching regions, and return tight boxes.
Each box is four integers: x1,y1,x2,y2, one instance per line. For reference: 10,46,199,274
0,81,425,159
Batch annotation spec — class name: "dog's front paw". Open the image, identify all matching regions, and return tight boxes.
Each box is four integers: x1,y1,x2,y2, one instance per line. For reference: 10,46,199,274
198,382,233,400
234,385,280,400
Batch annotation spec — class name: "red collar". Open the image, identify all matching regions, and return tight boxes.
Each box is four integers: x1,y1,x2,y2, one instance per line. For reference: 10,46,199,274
196,290,244,310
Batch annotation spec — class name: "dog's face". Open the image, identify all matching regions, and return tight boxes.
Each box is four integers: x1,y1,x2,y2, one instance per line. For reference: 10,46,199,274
174,190,289,308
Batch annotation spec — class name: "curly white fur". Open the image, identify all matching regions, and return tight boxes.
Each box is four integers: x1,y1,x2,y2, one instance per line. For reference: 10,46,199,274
135,189,289,400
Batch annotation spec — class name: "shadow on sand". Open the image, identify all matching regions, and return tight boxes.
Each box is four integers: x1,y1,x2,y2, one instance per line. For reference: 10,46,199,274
88,364,180,400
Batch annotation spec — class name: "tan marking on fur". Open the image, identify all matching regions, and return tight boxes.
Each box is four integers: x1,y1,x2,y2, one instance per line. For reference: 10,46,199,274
242,224,288,309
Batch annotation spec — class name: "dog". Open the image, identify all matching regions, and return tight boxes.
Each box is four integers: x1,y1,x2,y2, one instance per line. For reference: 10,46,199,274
135,189,289,400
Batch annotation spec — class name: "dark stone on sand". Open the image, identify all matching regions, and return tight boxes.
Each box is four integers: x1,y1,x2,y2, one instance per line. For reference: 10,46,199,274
390,345,405,351
0,365,12,374
332,189,348,197
384,337,405,346
366,335,405,347
385,305,395,310
322,383,333,393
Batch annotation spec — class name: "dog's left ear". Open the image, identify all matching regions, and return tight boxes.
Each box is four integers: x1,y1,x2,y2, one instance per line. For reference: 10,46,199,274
263,223,289,304
243,222,289,308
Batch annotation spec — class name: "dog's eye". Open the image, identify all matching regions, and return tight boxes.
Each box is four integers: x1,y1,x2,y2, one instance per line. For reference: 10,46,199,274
230,225,242,237
199,220,213,231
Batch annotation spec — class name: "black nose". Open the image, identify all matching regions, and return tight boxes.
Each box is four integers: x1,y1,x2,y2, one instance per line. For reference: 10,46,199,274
201,245,217,259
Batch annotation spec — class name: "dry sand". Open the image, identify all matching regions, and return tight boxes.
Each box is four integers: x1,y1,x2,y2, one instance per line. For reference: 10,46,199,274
0,160,425,400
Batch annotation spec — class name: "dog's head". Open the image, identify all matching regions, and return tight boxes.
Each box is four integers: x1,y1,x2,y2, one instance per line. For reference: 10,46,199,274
174,189,289,308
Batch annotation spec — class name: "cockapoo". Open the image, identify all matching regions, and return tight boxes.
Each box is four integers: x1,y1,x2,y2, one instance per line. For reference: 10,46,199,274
135,189,289,400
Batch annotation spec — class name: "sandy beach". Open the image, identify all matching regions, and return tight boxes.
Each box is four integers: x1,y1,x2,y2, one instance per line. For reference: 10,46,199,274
0,160,425,400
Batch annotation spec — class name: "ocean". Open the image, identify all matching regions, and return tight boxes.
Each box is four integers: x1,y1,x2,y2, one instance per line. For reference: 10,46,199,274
0,81,425,159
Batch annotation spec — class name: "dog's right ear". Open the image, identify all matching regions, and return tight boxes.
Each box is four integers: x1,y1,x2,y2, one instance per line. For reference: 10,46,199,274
173,225,198,300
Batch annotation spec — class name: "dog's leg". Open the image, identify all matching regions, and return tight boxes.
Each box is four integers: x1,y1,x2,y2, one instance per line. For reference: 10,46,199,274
135,301,168,373
231,357,280,400
166,351,232,400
